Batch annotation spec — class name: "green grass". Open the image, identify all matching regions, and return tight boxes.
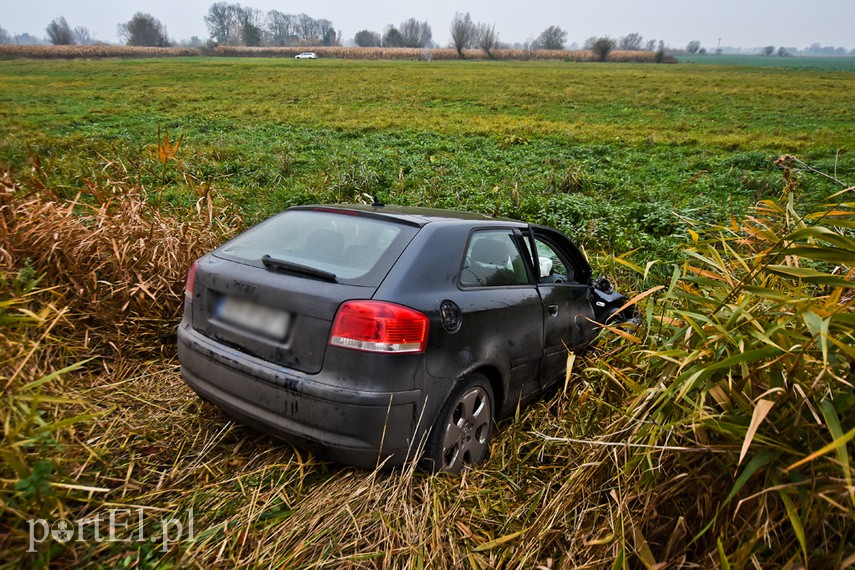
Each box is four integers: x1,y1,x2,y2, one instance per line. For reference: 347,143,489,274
2,58,852,152
0,58,852,264
0,58,853,568
678,54,855,71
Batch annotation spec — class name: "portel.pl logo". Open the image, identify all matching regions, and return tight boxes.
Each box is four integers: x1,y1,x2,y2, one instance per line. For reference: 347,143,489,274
27,507,194,553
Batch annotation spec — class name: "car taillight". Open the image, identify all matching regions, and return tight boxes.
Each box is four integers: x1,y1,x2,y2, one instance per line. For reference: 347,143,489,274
184,260,198,300
329,301,429,354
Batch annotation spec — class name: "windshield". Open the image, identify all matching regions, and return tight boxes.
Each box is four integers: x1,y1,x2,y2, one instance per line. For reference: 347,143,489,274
216,209,416,285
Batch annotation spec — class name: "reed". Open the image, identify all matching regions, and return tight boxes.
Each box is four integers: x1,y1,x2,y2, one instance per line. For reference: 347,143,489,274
0,156,851,568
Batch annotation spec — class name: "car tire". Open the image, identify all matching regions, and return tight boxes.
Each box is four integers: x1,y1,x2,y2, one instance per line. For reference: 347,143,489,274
424,374,494,473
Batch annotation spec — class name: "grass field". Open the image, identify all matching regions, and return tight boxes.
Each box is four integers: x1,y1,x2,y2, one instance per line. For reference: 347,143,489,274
1,58,853,568
1,58,851,255
677,54,855,72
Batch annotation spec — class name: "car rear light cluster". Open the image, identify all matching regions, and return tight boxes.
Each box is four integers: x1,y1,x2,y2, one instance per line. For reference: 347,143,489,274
184,260,198,301
329,301,429,354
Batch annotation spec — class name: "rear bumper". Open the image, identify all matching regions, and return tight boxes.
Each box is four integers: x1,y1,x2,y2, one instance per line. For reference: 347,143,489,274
177,320,424,469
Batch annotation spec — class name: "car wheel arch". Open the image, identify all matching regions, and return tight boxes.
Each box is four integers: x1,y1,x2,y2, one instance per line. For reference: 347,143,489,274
423,371,497,473
464,364,503,419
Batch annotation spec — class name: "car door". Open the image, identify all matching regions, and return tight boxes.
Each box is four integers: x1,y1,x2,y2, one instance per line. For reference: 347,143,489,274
524,226,597,387
454,228,543,403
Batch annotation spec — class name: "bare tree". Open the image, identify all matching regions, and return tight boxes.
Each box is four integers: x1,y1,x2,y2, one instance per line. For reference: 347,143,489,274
295,13,317,41
382,25,404,47
0,26,12,44
399,18,432,48
74,26,94,45
533,26,567,50
46,16,75,45
478,23,499,59
204,2,237,45
118,13,170,46
267,10,296,46
619,32,643,51
686,40,701,54
590,37,615,61
316,19,338,45
762,45,775,56
13,33,40,45
235,6,262,46
645,39,656,51
207,5,337,47
450,12,475,58
354,30,381,47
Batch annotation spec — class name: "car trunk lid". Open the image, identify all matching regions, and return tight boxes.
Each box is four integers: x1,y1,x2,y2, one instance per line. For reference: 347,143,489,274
186,208,420,374
190,256,373,374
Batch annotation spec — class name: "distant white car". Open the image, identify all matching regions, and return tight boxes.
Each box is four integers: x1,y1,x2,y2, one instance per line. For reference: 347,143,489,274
294,52,317,59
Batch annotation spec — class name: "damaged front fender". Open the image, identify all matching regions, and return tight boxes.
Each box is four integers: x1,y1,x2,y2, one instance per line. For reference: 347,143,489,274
591,277,640,325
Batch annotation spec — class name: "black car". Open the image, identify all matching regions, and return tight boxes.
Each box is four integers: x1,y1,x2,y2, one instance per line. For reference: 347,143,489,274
177,205,633,472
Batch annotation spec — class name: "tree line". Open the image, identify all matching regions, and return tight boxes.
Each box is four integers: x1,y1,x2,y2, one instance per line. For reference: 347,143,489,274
3,4,851,58
354,19,433,49
2,1,664,56
0,10,670,64
34,14,171,47
27,5,340,49
204,3,338,47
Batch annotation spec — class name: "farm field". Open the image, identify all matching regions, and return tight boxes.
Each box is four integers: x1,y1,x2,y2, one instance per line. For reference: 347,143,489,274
677,53,855,71
1,59,852,256
1,58,853,568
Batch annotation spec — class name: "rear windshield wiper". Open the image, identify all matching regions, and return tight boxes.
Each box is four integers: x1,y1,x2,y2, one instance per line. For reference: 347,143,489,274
261,254,337,283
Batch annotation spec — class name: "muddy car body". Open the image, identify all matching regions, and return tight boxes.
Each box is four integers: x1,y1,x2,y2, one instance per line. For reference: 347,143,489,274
177,205,632,471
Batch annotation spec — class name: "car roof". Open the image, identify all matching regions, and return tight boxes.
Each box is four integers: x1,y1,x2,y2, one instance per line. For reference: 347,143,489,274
290,204,527,228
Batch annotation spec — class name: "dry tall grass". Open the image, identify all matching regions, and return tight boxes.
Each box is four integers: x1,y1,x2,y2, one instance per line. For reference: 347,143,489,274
0,157,239,356
214,45,663,63
0,45,202,59
0,44,666,63
0,156,852,568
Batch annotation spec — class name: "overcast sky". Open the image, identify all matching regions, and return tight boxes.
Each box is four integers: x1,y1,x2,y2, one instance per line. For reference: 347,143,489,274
3,0,853,50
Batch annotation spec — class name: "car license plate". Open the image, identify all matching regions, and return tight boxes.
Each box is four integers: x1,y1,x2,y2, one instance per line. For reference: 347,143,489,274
217,296,290,339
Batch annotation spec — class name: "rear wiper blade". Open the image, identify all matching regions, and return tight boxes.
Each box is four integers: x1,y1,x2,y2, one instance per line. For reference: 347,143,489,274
261,254,337,283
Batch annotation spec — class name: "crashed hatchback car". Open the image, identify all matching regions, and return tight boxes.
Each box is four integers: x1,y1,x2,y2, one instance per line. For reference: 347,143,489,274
178,205,633,472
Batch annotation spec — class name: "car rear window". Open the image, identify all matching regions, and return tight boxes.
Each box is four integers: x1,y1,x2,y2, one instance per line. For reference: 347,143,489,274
215,209,418,285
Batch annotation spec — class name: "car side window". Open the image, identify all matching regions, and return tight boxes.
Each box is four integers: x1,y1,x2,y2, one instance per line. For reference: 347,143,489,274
532,238,574,283
460,230,529,287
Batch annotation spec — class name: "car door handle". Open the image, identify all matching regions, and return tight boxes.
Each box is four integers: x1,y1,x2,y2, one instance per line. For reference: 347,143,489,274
547,304,559,317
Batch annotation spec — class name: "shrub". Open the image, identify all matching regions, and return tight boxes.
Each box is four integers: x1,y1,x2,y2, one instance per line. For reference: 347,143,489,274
590,37,616,62
591,37,615,61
